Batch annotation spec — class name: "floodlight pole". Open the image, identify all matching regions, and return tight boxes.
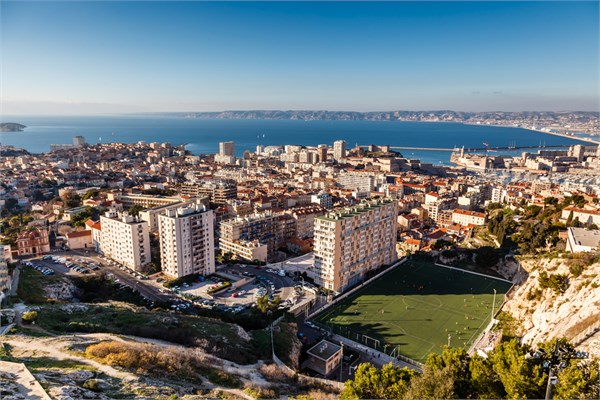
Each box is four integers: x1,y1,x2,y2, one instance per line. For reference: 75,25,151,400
491,288,497,322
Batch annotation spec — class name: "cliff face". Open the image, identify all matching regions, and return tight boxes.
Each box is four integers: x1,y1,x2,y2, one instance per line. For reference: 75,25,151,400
501,256,600,357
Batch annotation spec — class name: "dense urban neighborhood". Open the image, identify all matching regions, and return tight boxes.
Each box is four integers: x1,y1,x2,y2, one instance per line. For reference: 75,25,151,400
1,134,599,399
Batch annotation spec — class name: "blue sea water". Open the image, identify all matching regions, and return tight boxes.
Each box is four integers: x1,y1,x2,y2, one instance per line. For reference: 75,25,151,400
0,115,587,165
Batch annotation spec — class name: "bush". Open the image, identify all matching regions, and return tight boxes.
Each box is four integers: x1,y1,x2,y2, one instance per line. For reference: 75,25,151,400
207,281,231,294
82,379,102,392
538,271,569,294
21,310,38,324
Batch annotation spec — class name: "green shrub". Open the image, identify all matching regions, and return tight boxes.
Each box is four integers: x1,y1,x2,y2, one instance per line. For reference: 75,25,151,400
82,379,102,392
538,271,569,294
21,310,38,324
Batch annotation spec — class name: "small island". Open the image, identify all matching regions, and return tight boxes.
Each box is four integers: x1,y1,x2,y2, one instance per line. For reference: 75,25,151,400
0,122,26,132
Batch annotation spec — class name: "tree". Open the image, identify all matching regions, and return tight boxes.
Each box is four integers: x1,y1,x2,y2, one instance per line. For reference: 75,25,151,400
404,366,455,399
82,189,100,200
341,362,417,400
554,359,600,400
128,204,145,217
425,346,473,398
469,354,505,399
476,246,499,269
61,190,81,208
70,207,99,228
31,190,46,202
489,339,546,399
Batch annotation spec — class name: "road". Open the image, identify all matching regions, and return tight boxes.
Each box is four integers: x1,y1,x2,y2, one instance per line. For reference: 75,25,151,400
34,250,176,303
218,264,299,301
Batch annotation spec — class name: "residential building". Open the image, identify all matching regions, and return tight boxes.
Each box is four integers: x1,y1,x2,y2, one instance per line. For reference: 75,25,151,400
180,180,237,205
215,141,236,164
139,200,204,232
284,205,325,239
100,210,150,271
311,191,333,209
333,140,346,161
566,227,600,253
158,201,215,278
314,199,398,292
17,228,50,256
451,209,487,226
218,212,277,262
65,230,93,250
561,206,600,226
107,193,182,209
85,219,102,253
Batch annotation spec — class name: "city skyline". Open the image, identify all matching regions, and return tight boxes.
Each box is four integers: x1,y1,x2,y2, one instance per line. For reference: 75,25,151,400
2,1,598,115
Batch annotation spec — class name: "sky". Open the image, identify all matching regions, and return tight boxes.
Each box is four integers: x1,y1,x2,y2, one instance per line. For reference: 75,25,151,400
1,1,598,115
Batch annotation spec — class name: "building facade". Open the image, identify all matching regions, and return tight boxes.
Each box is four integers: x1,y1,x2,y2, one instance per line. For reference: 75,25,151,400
17,228,50,256
158,202,215,278
314,199,398,293
333,140,346,161
451,209,487,226
100,210,150,271
218,212,277,262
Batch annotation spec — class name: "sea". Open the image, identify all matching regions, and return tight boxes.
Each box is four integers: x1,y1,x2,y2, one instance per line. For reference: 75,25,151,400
0,115,589,166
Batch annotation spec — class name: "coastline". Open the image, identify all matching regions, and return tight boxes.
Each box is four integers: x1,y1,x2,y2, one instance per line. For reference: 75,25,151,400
462,122,599,145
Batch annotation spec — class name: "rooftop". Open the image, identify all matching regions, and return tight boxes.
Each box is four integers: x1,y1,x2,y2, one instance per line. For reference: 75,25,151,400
307,340,342,361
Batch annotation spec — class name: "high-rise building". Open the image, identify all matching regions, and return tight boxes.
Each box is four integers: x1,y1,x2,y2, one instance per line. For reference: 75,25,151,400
313,199,398,293
333,140,346,161
317,144,328,163
216,141,236,164
73,135,87,147
158,201,215,278
100,210,150,271
219,141,235,156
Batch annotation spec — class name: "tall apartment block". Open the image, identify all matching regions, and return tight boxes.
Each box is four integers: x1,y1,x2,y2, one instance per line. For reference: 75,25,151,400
215,141,236,164
100,210,150,271
333,140,347,161
158,201,215,278
314,199,398,293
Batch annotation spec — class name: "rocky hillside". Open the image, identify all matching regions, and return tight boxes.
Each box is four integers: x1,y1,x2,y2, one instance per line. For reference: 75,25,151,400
500,255,600,357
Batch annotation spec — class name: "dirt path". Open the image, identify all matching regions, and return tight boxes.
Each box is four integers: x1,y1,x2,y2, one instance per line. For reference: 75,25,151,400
2,335,139,382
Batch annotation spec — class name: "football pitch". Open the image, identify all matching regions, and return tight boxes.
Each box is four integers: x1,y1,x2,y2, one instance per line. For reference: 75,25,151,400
313,260,513,363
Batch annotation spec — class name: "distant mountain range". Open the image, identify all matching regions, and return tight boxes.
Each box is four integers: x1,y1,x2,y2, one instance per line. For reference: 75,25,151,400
150,110,597,122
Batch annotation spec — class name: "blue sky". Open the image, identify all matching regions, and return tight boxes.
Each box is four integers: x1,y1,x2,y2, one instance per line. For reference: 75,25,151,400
1,1,598,114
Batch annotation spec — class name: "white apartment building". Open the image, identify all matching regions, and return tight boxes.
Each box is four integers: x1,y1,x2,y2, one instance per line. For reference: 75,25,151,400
215,141,236,164
451,209,487,226
158,202,215,278
100,210,150,271
314,199,398,293
337,174,375,192
333,140,346,161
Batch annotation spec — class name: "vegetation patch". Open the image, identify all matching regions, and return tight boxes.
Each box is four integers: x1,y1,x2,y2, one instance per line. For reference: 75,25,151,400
36,303,268,364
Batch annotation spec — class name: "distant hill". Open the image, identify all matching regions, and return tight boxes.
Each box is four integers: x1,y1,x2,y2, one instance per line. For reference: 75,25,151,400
0,122,26,132
148,110,598,123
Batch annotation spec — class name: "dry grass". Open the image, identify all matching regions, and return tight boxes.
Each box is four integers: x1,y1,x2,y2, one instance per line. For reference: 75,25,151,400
258,363,295,384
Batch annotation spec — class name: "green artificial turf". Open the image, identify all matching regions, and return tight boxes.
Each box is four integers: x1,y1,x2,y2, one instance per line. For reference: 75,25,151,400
314,260,512,363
